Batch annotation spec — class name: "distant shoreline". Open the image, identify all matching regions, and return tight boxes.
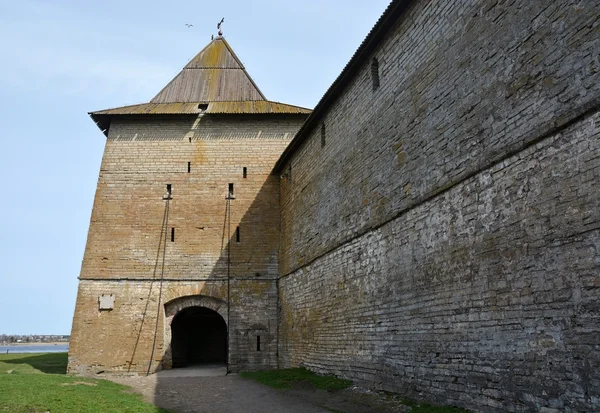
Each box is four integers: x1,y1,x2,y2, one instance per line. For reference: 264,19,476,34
1,342,69,346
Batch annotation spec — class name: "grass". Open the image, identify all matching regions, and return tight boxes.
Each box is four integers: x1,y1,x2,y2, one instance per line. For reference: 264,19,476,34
1,354,469,413
0,352,68,374
241,367,470,413
240,367,352,391
0,352,170,413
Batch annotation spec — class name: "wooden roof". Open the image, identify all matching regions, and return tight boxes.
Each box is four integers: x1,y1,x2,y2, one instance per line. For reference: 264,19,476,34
151,37,266,103
90,36,311,135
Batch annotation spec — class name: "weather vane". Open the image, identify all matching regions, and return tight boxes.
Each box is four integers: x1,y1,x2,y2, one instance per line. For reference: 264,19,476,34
217,17,225,36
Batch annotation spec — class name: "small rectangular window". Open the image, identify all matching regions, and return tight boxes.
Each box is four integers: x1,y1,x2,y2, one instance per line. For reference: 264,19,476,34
257,336,261,351
236,226,240,243
243,167,247,178
187,162,191,173
371,57,380,90
228,183,234,196
166,184,172,194
171,228,175,242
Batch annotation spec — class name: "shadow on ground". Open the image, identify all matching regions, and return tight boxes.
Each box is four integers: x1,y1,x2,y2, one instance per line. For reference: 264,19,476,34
1,353,67,374
154,363,227,378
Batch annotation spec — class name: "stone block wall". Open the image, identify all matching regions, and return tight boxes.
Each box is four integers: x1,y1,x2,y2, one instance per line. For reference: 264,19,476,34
69,113,306,374
279,0,600,274
277,1,600,412
280,111,600,411
69,278,278,374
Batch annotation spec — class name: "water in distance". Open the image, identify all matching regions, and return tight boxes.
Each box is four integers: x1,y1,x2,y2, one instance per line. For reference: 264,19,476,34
0,344,69,353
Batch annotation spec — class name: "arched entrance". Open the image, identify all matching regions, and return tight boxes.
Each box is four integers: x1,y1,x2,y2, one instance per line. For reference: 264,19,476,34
163,295,229,370
171,306,227,367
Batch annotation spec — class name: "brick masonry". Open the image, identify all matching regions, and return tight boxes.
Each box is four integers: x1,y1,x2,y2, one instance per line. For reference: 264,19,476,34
68,114,307,374
70,279,278,373
278,1,600,412
68,1,600,411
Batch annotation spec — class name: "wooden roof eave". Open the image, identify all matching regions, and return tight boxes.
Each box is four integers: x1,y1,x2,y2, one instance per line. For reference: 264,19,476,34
88,101,312,135
89,113,111,137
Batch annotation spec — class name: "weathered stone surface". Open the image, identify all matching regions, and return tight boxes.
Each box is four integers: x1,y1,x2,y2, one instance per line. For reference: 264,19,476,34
279,0,600,274
69,2,600,412
69,279,279,374
279,111,600,412
69,114,306,374
277,1,600,412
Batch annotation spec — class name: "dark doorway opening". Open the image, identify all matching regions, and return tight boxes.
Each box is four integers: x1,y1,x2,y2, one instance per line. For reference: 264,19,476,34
171,306,227,368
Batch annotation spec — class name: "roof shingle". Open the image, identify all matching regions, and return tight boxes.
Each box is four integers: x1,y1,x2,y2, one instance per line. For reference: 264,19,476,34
151,37,265,103
90,36,311,135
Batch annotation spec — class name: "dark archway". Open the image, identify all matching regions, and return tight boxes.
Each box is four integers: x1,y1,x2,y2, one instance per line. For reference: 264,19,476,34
170,306,227,367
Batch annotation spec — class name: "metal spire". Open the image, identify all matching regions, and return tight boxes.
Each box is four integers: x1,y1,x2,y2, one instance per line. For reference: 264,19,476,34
217,17,224,36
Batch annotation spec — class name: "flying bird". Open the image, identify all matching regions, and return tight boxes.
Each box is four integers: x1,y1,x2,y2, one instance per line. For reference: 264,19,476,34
217,17,224,35
185,23,193,28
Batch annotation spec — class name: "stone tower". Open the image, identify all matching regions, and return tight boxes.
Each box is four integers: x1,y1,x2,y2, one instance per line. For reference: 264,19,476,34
68,36,311,374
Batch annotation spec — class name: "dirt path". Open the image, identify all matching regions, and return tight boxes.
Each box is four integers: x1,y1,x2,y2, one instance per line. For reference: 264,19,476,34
110,372,410,413
111,374,330,413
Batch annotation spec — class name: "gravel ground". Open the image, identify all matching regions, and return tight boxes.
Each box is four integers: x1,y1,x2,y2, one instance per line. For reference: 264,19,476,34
111,374,332,413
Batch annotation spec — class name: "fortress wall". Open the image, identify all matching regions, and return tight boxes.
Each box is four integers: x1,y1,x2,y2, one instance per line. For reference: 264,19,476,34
82,115,302,281
68,278,278,374
108,114,302,141
69,114,305,374
279,0,600,274
279,111,600,411
278,1,600,411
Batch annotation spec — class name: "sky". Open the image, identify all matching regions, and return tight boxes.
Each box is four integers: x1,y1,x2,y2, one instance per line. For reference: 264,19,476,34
0,0,391,335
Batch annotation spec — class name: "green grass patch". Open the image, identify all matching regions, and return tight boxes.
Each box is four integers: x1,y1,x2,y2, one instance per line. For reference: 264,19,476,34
0,352,68,374
0,353,170,413
241,367,469,413
240,367,352,391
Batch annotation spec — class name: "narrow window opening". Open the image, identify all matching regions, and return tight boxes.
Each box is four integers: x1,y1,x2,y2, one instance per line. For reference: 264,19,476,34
187,162,191,173
188,137,192,143
243,167,247,178
171,228,175,242
236,226,240,243
257,336,261,351
371,57,380,90
282,163,292,182
228,183,234,197
166,184,172,195
320,123,326,148
198,103,208,111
